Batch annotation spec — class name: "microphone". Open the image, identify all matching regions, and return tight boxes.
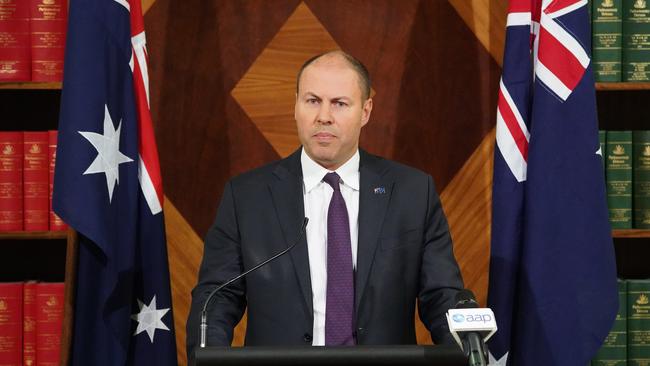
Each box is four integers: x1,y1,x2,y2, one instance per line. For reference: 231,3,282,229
446,290,497,366
199,217,309,348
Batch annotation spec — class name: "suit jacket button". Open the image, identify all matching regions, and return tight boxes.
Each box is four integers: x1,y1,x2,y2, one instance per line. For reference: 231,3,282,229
303,333,313,343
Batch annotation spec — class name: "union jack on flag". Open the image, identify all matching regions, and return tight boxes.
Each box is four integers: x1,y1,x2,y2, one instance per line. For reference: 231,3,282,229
488,0,618,365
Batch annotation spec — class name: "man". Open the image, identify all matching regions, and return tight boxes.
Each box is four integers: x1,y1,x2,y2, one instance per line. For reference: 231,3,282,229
186,51,465,358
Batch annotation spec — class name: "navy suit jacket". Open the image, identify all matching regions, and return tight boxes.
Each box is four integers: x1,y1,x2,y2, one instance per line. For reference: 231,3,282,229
186,148,464,359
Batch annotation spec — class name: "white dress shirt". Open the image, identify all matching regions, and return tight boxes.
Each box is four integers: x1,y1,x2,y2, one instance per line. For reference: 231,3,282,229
301,149,359,346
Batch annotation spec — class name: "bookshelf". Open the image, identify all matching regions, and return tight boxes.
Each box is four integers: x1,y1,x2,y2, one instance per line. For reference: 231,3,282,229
612,229,650,238
597,83,650,283
0,230,68,240
0,84,75,365
596,82,650,91
0,82,62,90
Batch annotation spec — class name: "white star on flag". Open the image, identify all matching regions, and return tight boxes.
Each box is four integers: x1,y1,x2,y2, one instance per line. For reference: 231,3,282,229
79,105,133,202
131,295,170,343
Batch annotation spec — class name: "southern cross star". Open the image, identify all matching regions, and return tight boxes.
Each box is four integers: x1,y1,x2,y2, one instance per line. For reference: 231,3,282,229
131,295,170,343
79,105,133,202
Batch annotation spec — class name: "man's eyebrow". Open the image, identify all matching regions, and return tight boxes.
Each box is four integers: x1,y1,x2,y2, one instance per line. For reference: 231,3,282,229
303,92,321,99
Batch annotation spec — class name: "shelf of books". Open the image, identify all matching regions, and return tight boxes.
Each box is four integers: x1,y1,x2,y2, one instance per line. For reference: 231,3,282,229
0,0,72,363
592,0,650,363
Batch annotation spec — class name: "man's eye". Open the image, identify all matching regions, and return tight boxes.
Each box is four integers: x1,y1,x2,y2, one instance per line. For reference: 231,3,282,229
307,98,319,104
334,101,347,107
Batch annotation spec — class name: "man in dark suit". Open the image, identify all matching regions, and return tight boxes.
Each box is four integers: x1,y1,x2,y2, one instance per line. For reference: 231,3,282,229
186,51,465,358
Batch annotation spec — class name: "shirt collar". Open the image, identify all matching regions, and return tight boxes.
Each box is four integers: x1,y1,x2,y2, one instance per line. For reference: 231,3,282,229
301,148,360,193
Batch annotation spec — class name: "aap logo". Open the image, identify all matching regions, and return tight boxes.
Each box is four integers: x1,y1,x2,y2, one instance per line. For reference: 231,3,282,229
452,314,465,323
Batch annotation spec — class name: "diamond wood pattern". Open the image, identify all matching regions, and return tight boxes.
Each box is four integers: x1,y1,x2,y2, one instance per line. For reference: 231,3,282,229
231,2,340,158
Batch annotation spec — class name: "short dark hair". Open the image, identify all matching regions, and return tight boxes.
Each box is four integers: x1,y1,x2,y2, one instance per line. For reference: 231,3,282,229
296,50,371,101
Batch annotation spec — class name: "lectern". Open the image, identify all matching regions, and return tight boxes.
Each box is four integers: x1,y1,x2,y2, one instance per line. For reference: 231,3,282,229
194,344,467,366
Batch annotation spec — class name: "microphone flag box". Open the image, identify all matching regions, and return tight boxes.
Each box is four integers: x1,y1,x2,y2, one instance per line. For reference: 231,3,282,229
446,308,498,347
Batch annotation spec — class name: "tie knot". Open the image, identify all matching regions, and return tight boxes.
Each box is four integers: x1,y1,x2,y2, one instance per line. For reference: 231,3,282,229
323,172,341,191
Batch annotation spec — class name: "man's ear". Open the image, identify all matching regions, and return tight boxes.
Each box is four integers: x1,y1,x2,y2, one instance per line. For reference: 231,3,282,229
361,98,373,127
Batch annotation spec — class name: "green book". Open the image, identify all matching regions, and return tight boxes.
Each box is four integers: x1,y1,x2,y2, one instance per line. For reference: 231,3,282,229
628,279,650,366
602,130,608,172
607,131,633,229
634,131,650,228
592,279,627,366
593,0,623,82
623,0,650,81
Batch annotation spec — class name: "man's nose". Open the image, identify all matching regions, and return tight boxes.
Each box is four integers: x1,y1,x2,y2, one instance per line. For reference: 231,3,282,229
316,103,333,124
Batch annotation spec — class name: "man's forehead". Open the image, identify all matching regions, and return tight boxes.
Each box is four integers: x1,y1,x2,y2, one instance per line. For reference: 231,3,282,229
298,62,362,96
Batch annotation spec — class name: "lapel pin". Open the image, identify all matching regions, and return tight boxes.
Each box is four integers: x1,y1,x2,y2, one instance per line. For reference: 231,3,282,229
373,187,386,194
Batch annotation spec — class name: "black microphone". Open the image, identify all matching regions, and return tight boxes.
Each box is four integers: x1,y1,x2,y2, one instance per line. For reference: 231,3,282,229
199,217,309,348
454,290,489,366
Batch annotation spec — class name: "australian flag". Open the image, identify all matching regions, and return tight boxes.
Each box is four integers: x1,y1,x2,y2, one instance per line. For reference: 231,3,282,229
53,0,177,364
488,0,618,365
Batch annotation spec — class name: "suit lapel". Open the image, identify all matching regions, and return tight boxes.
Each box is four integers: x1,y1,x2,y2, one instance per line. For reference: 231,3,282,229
355,151,392,314
269,149,313,317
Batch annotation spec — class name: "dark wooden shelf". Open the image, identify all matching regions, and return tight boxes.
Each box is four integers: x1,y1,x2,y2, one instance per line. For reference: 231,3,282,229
0,82,62,90
612,229,650,238
596,82,650,91
0,231,68,240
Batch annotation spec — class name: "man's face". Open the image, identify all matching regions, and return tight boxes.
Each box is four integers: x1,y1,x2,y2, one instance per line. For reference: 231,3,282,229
295,59,372,170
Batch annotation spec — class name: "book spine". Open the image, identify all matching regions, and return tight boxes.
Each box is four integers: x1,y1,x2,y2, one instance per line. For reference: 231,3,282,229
0,282,24,365
0,0,31,81
628,279,650,366
634,131,650,228
29,0,67,82
35,282,64,366
592,279,628,366
0,132,24,231
48,131,66,231
607,130,633,229
623,0,650,81
593,0,623,82
23,131,49,231
23,281,37,366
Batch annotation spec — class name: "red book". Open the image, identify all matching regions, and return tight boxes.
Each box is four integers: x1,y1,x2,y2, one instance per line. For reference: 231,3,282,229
0,0,31,81
24,281,37,366
0,282,24,365
0,132,24,231
24,131,48,231
29,0,67,82
48,131,66,231
35,283,64,366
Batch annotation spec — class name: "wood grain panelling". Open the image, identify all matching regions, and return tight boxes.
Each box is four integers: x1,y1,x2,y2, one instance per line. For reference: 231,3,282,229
231,3,340,158
164,198,202,365
391,0,499,192
448,0,507,67
303,1,421,160
440,128,496,307
142,0,155,14
146,0,300,236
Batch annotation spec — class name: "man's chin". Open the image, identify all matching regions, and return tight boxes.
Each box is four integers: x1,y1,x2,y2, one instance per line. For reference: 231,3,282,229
305,150,337,169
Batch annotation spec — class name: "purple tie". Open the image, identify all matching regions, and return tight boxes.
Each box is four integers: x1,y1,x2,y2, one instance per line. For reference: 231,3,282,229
322,172,355,346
